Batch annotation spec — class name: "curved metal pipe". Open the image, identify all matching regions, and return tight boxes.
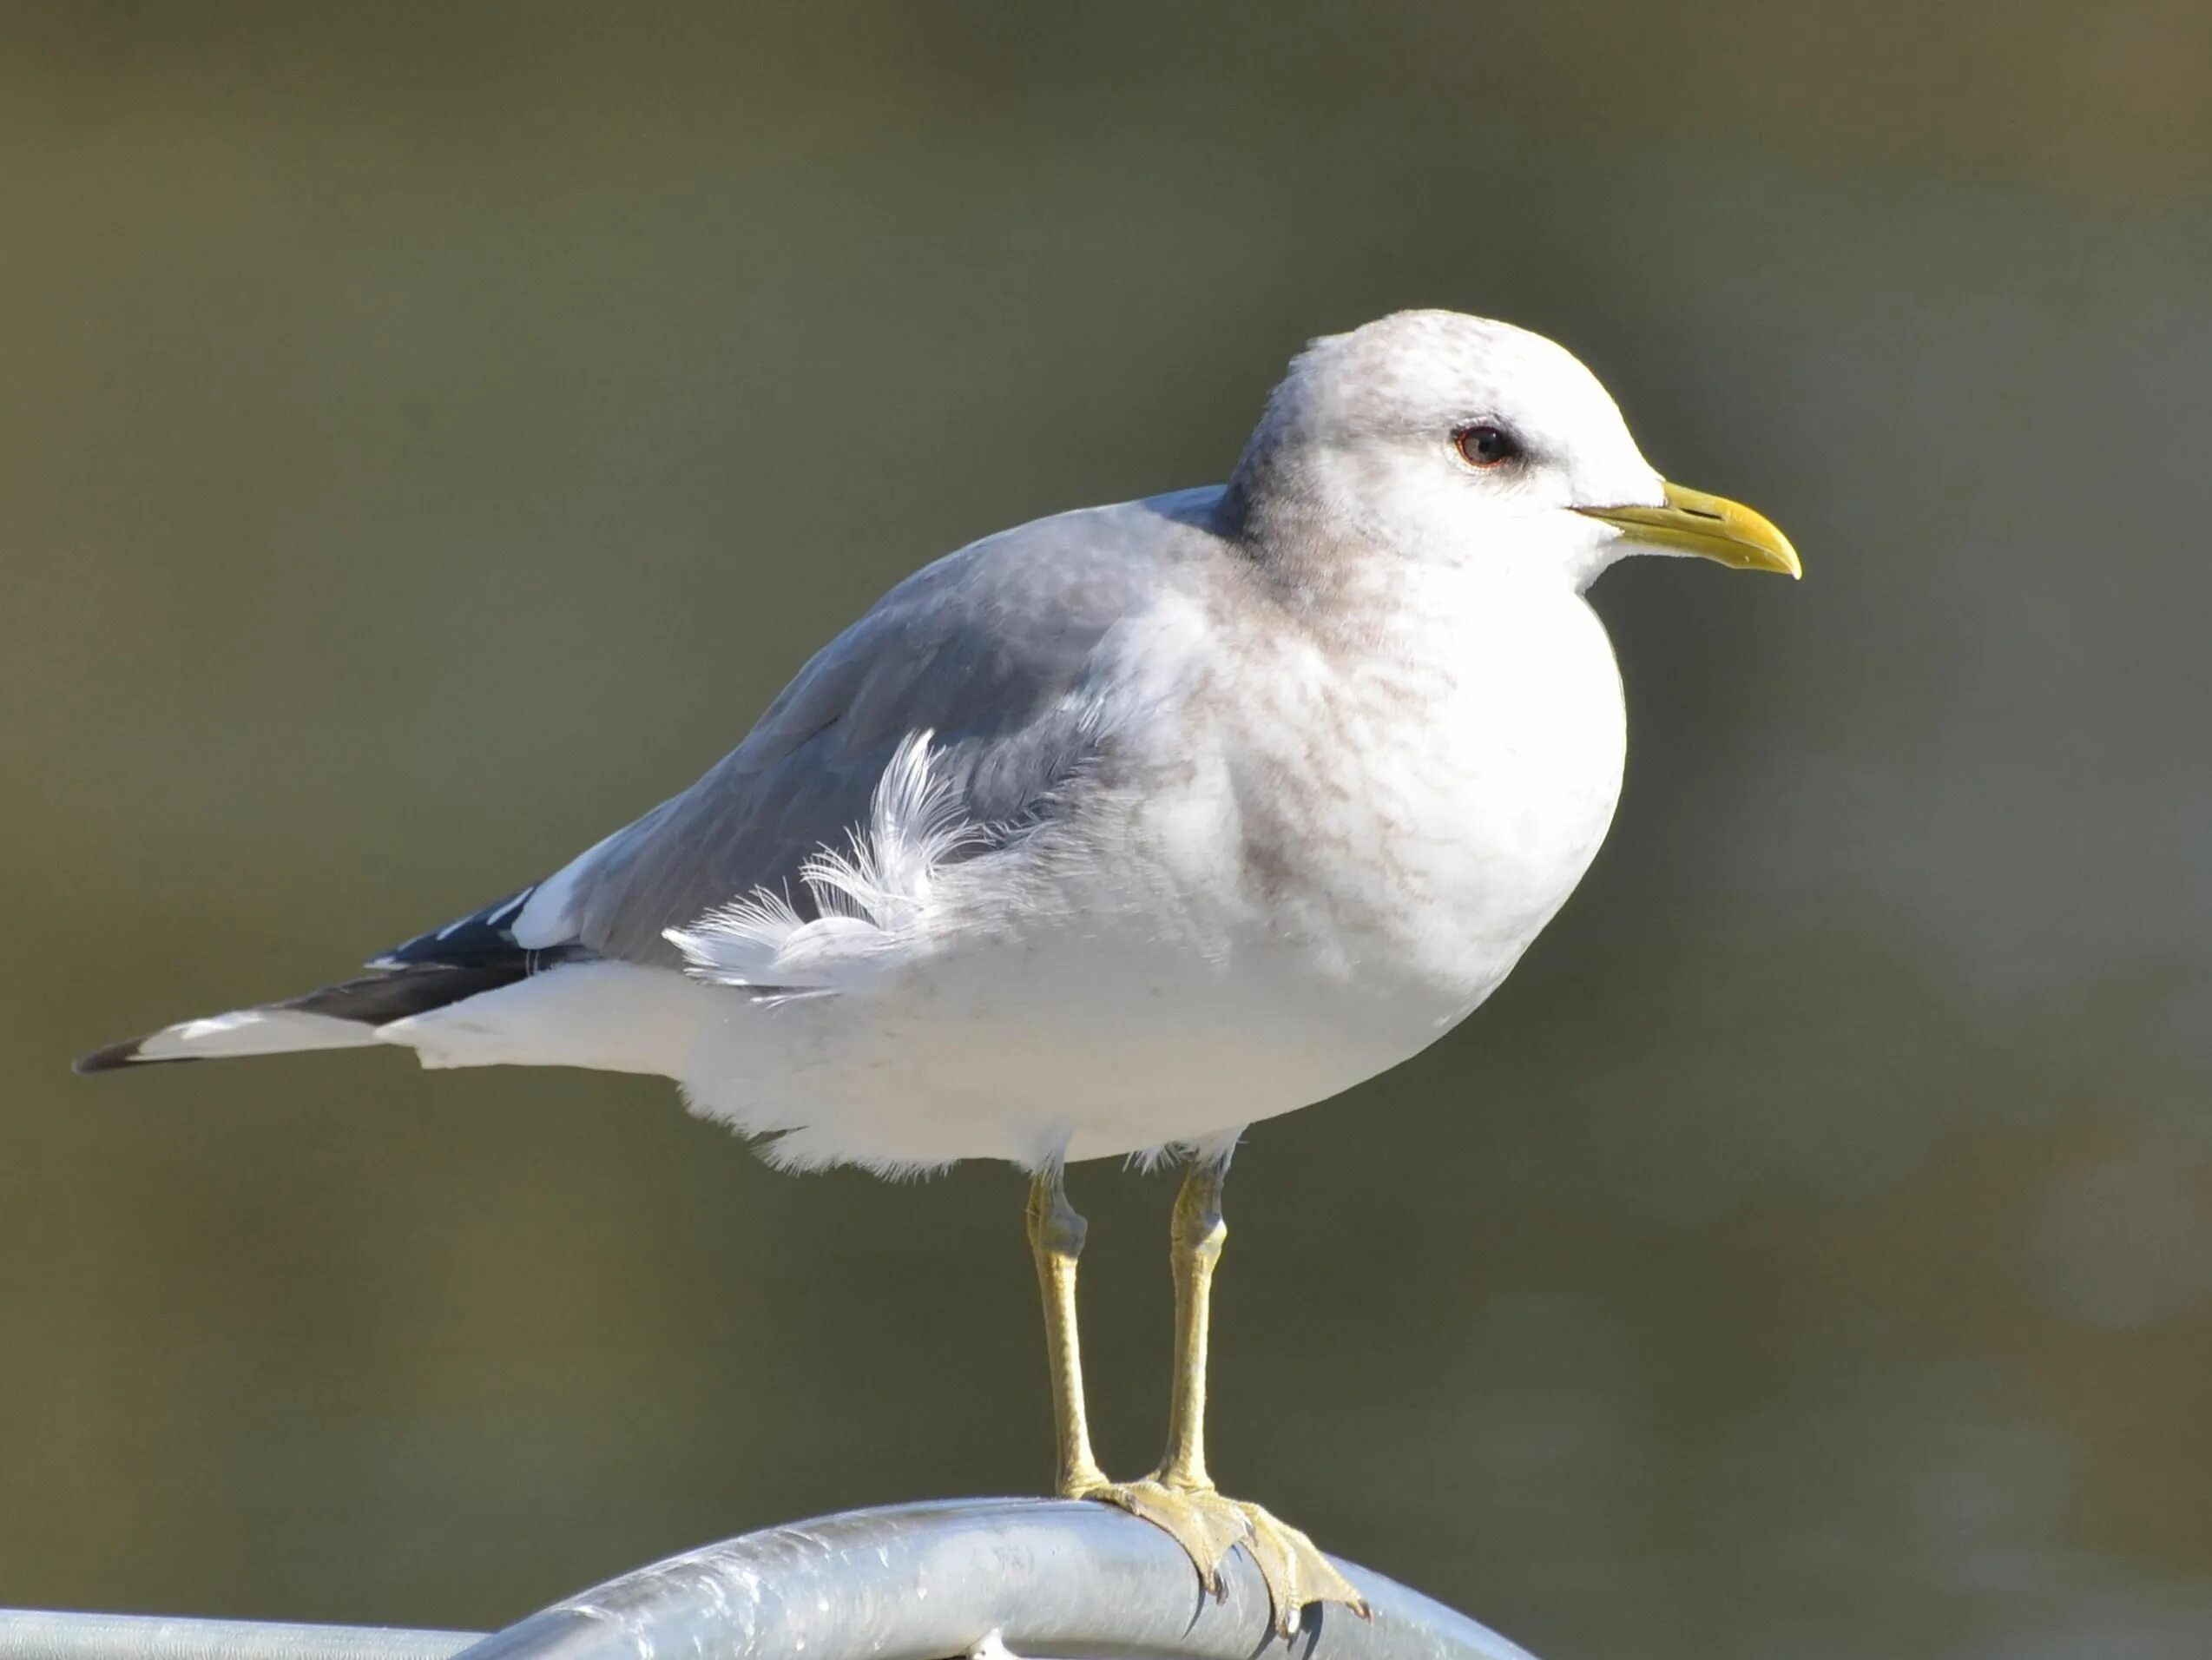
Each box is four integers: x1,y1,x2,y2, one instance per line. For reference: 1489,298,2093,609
455,1499,1536,1660
0,1611,477,1660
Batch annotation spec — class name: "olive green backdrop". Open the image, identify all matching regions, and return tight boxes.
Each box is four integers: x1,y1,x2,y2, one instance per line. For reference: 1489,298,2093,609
4,5,2209,1657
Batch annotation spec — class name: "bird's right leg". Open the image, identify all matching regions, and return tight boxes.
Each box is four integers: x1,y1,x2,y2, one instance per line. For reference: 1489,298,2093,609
1026,1164,1109,1495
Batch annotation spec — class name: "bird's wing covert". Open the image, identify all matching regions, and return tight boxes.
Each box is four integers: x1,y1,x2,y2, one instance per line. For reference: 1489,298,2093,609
509,489,1224,967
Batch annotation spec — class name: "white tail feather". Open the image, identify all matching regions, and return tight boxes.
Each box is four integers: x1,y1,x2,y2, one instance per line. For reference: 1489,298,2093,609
133,1008,382,1063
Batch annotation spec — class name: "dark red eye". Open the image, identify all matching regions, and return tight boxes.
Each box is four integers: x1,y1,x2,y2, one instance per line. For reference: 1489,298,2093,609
1453,423,1521,468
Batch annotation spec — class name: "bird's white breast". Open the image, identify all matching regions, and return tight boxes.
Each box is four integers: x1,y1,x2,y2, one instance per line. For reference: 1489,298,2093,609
1155,563,1627,1028
675,565,1626,1171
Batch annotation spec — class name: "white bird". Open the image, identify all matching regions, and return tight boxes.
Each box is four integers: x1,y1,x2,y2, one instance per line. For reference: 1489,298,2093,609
79,310,1800,1632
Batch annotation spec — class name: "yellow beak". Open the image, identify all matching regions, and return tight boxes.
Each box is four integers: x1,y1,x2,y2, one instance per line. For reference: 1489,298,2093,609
1577,481,1802,577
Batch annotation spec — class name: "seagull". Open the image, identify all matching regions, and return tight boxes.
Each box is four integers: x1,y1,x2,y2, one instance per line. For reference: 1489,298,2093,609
78,310,1799,1632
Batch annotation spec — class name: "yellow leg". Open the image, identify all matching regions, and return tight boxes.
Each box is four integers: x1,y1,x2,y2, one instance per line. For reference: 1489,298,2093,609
1088,1158,1369,1635
1159,1157,1227,1486
1026,1166,1109,1495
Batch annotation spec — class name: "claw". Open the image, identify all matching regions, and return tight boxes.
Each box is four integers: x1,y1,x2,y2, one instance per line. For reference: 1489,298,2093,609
1076,1483,1364,1636
1087,1479,1247,1597
1234,1501,1367,1635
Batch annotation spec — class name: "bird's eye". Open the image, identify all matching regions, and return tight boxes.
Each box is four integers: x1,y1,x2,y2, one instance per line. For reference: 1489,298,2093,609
1452,423,1522,469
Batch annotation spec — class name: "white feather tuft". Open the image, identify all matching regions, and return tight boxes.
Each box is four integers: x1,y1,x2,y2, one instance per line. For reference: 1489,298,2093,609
666,730,989,996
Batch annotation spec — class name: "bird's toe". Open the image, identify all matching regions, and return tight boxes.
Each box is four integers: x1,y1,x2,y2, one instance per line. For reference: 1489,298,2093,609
1076,1479,1363,1636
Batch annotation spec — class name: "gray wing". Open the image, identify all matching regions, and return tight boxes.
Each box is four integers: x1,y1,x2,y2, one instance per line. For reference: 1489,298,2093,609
504,487,1228,967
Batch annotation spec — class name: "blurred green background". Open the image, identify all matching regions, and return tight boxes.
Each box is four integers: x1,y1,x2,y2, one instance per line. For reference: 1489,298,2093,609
4,4,2209,1657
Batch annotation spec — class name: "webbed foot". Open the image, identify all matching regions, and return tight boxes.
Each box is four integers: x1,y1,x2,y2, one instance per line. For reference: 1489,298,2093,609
1076,1476,1367,1636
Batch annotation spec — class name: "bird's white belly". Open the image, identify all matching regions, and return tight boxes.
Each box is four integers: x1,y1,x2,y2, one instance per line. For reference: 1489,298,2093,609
679,583,1627,1173
687,928,1410,1170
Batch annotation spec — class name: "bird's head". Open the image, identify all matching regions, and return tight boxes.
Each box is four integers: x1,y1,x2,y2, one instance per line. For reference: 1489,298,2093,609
1227,309,1801,590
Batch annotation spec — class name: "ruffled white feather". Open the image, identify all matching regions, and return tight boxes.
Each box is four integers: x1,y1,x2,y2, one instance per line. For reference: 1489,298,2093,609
665,730,988,998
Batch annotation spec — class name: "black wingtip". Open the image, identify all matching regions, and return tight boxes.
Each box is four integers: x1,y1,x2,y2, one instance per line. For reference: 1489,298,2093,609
74,1038,159,1075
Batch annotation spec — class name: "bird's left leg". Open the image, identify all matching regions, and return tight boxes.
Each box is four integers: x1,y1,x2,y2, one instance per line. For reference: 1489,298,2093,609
1100,1152,1368,1634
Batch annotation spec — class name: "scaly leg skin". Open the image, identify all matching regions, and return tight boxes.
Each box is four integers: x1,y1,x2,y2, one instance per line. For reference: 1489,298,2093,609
1025,1162,1367,1637
1024,1165,1110,1495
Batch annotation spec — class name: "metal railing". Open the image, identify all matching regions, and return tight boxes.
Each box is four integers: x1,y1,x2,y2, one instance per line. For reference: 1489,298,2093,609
0,1613,474,1660
3,1499,1536,1660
